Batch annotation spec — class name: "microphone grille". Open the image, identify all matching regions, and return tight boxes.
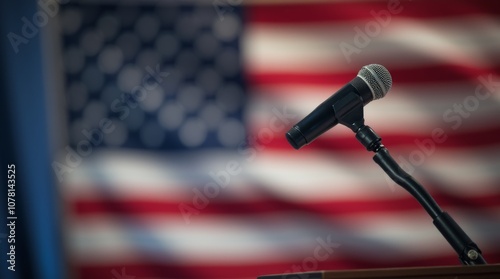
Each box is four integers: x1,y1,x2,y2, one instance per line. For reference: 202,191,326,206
357,64,392,100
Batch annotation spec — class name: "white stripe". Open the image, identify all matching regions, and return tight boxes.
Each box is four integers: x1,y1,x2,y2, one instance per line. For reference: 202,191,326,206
247,82,500,135
246,149,500,199
67,211,500,264
243,16,500,72
60,150,230,198
61,149,500,201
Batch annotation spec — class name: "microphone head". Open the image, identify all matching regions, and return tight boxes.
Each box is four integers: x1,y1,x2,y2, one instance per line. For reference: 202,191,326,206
357,64,392,100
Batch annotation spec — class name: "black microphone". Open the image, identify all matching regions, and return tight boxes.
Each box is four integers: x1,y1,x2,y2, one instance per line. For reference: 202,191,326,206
286,64,392,149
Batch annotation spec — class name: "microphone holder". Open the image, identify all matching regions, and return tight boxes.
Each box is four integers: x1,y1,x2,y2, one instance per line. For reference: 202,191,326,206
333,94,487,265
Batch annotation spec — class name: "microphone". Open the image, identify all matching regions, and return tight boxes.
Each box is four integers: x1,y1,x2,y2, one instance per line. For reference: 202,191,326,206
285,64,392,149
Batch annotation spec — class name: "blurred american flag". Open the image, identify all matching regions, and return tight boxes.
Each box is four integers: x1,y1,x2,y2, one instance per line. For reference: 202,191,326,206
53,1,500,278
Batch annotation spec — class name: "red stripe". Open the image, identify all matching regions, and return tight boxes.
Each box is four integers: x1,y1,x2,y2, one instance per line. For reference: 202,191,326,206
250,126,500,151
247,65,500,87
248,1,500,24
71,193,500,217
75,254,500,279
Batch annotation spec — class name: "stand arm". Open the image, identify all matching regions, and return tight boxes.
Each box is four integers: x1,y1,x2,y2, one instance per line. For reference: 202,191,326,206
330,91,486,265
358,126,487,265
372,146,441,218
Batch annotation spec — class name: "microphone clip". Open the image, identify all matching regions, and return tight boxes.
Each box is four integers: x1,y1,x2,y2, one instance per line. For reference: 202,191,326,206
333,91,365,133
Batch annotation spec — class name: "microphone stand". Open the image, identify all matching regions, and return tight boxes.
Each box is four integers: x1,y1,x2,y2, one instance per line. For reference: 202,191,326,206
333,92,487,265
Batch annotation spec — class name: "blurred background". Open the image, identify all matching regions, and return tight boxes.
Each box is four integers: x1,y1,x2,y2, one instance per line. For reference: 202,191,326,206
1,0,500,279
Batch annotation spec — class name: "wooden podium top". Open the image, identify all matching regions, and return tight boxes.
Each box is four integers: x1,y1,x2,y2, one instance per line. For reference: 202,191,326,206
258,264,500,279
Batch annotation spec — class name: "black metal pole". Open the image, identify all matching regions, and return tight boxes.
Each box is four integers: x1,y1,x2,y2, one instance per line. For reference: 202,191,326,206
355,125,487,265
330,95,487,265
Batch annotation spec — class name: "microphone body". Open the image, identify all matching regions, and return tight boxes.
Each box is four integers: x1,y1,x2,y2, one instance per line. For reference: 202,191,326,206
286,64,392,149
